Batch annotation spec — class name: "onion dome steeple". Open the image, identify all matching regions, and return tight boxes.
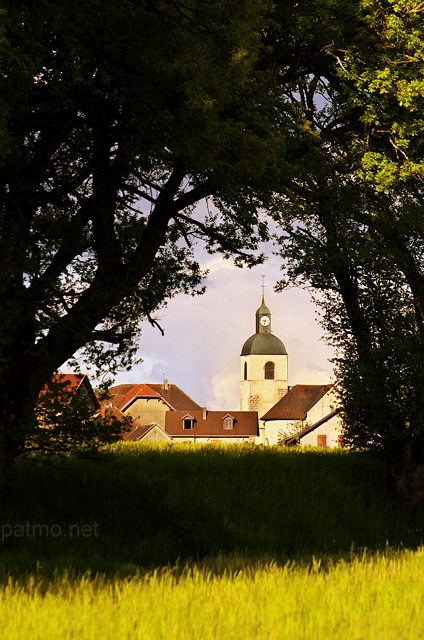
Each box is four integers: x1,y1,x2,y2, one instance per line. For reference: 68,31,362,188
241,295,287,356
255,294,271,334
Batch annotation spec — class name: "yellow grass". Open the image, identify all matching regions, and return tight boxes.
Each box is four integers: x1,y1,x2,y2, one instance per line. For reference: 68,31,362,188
2,548,424,639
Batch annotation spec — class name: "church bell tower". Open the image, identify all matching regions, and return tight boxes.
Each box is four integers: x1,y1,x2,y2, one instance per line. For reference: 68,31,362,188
240,294,288,420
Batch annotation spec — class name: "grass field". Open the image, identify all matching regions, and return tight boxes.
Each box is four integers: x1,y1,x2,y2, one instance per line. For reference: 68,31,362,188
2,550,424,639
1,444,424,638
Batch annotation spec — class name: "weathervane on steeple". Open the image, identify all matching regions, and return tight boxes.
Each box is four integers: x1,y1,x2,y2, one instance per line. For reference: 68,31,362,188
261,275,266,302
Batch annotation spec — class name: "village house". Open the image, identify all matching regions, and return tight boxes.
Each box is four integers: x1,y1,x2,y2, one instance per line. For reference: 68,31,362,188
103,381,202,431
39,373,99,414
260,384,343,447
97,399,173,443
165,410,258,444
56,293,343,448
101,381,258,444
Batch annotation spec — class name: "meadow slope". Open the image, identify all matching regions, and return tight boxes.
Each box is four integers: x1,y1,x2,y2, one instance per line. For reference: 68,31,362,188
0,445,423,638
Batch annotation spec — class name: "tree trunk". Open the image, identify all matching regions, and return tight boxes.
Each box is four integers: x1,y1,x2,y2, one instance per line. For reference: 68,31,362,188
0,371,38,500
388,443,424,510
0,444,16,502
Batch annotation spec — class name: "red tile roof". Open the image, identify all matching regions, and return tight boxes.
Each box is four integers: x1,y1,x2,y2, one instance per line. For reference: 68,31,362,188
39,373,99,409
54,373,83,389
165,411,258,438
107,384,135,395
107,384,162,411
261,384,333,421
107,382,202,412
147,384,203,411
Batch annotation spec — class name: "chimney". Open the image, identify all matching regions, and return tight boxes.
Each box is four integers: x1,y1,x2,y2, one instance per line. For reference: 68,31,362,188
162,379,169,391
202,407,207,420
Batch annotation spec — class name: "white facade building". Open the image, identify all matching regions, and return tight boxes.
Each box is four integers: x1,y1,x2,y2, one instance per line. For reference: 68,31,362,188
261,384,344,447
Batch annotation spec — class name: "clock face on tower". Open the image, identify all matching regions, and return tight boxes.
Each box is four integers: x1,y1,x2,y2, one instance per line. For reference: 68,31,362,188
260,316,270,327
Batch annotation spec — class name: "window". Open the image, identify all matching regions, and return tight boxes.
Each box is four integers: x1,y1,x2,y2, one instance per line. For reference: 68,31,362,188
244,362,247,380
264,361,275,379
223,416,234,430
183,417,194,430
317,434,327,447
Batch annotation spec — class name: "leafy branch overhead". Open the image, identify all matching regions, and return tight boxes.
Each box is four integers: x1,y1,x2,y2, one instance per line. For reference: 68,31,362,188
2,0,424,507
267,1,424,503
0,0,281,387
4,0,330,490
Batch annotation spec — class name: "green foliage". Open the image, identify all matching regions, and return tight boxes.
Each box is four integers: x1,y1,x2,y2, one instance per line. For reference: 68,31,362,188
272,146,424,454
33,377,126,456
0,0,275,377
266,1,424,464
0,0,292,465
341,0,424,187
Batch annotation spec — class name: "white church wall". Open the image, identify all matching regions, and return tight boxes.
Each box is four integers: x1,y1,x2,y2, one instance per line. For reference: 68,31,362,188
306,388,338,426
263,420,285,446
240,353,288,383
240,353,288,418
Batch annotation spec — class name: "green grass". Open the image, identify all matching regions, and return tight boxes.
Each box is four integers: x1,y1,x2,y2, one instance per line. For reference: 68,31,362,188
1,444,424,638
2,551,424,639
1,444,422,576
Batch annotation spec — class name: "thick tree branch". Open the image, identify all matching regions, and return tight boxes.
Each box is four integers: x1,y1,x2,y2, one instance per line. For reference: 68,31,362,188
29,166,186,383
174,211,255,259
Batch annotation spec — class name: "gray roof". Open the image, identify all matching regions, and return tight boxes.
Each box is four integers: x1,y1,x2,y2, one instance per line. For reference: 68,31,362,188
256,300,271,315
241,332,287,356
147,384,202,411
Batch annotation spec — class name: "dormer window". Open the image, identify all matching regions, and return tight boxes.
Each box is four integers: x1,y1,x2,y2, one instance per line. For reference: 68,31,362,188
182,414,195,430
223,415,235,430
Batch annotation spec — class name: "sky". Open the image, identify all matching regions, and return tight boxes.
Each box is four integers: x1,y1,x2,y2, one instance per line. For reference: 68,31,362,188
113,234,335,411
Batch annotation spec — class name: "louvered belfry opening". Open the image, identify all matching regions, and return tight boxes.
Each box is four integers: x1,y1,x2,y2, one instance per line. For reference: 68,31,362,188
264,361,275,380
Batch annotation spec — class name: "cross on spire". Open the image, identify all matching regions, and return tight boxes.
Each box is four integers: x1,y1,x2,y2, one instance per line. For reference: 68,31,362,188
261,275,266,302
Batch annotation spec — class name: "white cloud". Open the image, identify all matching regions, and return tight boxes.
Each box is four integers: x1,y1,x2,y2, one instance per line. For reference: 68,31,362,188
208,371,240,411
201,255,239,274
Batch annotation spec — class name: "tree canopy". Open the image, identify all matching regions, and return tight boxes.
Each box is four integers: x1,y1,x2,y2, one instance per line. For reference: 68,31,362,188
0,0,287,483
268,0,424,504
2,0,424,503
